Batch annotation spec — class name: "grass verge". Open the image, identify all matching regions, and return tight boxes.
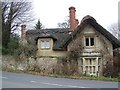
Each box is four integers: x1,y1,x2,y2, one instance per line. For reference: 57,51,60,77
2,69,119,82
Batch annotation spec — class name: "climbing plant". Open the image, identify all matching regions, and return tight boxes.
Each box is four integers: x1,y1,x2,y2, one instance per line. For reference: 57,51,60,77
98,34,114,77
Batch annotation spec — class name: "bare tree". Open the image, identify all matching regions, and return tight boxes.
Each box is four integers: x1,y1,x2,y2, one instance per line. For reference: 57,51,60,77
109,23,120,40
57,16,70,28
2,0,34,48
58,22,69,28
119,23,120,40
108,23,120,77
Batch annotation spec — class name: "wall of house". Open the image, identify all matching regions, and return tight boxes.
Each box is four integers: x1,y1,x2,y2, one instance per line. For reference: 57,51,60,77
82,25,113,56
67,24,113,76
68,24,113,55
37,38,67,57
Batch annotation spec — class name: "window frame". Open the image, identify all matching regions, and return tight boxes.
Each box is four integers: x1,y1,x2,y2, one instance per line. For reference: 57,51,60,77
40,39,51,49
84,58,98,75
84,36,95,47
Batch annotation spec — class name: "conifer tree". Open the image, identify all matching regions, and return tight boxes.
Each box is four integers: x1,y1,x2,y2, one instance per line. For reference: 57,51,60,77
34,19,44,29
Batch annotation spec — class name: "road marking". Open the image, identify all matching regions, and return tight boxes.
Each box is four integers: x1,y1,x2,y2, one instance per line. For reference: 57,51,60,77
66,85,86,88
30,80,87,88
30,81,36,83
0,76,8,79
40,82,63,87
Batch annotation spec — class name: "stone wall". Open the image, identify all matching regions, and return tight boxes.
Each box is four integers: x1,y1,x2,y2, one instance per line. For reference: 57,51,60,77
1,55,63,74
2,55,16,71
28,57,59,74
2,55,82,75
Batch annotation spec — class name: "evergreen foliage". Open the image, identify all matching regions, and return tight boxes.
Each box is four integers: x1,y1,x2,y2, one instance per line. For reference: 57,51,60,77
34,19,44,29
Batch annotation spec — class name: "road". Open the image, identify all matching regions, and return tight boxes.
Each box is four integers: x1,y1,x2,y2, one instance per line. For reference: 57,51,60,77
1,71,119,88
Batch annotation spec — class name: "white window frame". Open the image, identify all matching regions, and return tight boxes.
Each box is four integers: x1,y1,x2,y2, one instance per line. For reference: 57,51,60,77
85,36,95,47
81,57,101,76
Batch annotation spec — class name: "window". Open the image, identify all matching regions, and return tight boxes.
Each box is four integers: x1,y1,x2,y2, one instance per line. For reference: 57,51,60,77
86,38,89,46
90,59,92,65
90,38,94,46
45,40,50,48
40,39,50,49
82,58,101,76
93,66,95,73
85,37,94,46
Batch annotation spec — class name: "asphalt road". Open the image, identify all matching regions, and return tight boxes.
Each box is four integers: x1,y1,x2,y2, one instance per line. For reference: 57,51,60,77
1,71,119,88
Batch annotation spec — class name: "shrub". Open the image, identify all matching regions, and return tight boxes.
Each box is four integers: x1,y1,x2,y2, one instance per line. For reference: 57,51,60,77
2,47,15,55
2,34,19,55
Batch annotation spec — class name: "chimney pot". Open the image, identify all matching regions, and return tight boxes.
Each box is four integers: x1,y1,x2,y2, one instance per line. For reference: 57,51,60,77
69,6,76,11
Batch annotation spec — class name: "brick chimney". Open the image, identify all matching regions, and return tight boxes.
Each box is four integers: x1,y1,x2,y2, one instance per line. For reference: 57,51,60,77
69,6,76,31
21,24,26,38
69,6,79,31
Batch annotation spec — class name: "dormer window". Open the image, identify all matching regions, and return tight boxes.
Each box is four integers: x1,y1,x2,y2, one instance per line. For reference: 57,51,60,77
40,39,50,49
85,37,94,46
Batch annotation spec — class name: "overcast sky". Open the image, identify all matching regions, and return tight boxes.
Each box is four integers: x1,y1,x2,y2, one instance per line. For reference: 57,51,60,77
31,0,119,30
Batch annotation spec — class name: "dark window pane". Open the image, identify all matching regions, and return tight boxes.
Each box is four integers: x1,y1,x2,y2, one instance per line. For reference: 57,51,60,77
90,38,94,46
85,38,89,46
90,59,92,65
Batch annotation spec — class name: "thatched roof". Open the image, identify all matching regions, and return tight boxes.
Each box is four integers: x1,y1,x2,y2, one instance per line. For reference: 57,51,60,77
62,15,120,49
26,28,71,50
26,15,120,50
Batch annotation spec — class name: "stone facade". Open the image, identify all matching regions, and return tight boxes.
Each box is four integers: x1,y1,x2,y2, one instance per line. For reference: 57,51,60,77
67,24,113,76
32,57,58,74
2,55,16,71
2,55,60,74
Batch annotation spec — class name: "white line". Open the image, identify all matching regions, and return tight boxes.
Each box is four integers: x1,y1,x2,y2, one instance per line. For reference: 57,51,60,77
66,85,86,88
41,82,63,87
0,76,8,79
30,81,36,83
30,80,87,88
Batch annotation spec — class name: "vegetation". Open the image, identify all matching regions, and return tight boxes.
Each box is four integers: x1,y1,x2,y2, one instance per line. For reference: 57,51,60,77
14,43,38,60
57,17,70,28
113,49,120,77
2,1,33,49
2,34,19,55
34,19,44,29
108,23,120,40
59,36,83,75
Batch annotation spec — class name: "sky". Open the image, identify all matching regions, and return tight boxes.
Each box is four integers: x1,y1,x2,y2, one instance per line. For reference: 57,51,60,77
31,0,119,30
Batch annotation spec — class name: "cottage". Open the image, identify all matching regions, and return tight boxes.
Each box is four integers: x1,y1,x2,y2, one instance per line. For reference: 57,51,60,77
22,6,120,76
